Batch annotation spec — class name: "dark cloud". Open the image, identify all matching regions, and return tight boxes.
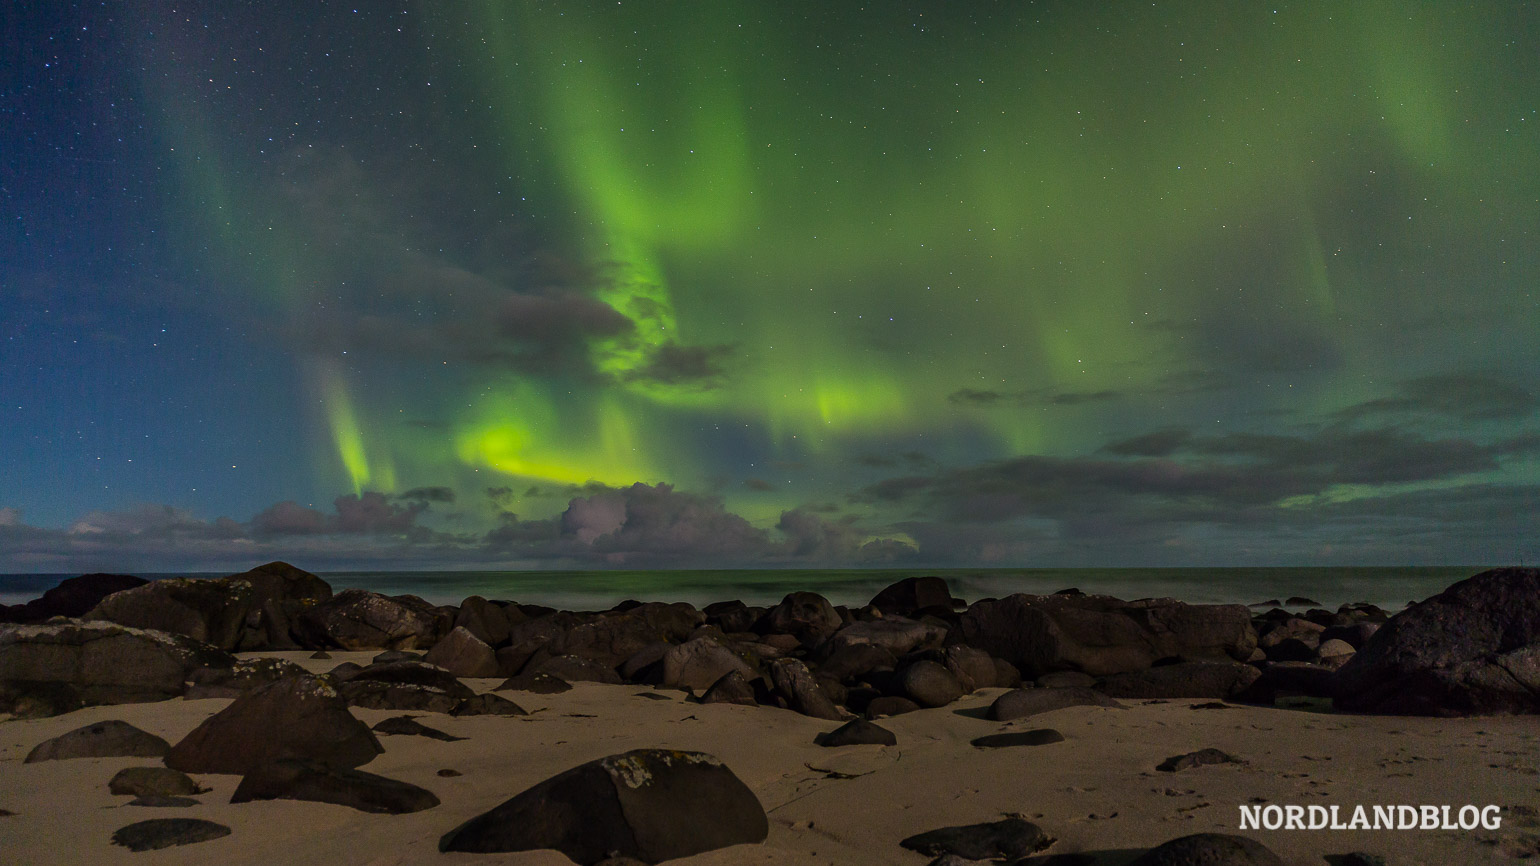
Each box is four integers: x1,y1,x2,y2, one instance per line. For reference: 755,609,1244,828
252,493,427,536
623,341,735,388
1101,429,1193,457
948,387,1121,407
398,486,456,503
948,388,1006,405
1336,374,1539,422
742,478,776,492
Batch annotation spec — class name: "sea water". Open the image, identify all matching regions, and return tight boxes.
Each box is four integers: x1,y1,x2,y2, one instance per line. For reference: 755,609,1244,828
0,566,1487,612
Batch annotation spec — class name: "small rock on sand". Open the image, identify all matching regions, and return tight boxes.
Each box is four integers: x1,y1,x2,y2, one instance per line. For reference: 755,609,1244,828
111,818,231,852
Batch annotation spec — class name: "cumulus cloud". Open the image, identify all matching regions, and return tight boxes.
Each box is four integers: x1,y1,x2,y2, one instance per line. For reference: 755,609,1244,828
252,493,428,536
398,487,456,503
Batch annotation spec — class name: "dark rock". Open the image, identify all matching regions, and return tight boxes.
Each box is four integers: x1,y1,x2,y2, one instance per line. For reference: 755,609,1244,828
185,656,310,699
1258,661,1335,698
1128,832,1283,865
111,818,231,851
1335,854,1387,866
943,645,996,691
496,671,572,694
661,637,755,691
109,767,205,797
232,758,439,813
1264,637,1320,662
327,661,365,680
295,589,451,651
422,627,500,678
869,576,958,617
25,720,170,762
825,618,947,657
700,670,758,706
1257,617,1325,649
1249,599,1282,608
899,817,1052,860
767,658,846,720
451,692,528,717
0,573,146,624
971,729,1065,748
757,592,843,647
372,650,423,664
703,600,762,634
988,687,1121,721
336,660,476,712
1157,748,1245,772
550,604,703,670
866,696,921,718
815,674,847,707
128,795,199,807
454,596,512,647
372,715,466,741
955,593,1256,678
438,749,768,862
816,719,896,747
819,644,898,683
1286,597,1322,607
85,562,330,651
900,660,964,708
1320,622,1379,649
1316,639,1356,662
619,641,671,682
1098,662,1263,700
992,657,1023,688
0,621,234,710
1036,671,1096,688
1,681,82,719
529,654,624,685
309,650,332,659
1333,568,1540,715
165,673,382,775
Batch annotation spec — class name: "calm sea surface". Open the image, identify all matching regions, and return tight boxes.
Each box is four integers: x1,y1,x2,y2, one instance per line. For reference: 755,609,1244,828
0,566,1490,612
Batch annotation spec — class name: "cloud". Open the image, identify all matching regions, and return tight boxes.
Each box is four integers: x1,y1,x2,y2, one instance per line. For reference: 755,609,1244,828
0,507,20,527
1335,374,1538,422
623,341,735,388
947,386,1120,407
742,478,776,492
398,486,456,503
252,493,428,536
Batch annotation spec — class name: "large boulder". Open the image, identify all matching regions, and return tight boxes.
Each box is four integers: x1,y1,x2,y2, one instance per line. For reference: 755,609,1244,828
660,638,756,692
869,576,959,617
0,621,234,713
767,658,846,720
25,720,170,762
295,589,451,651
899,660,965,708
232,759,439,814
1098,662,1264,700
439,749,768,862
0,573,147,624
165,673,382,775
954,593,1256,678
1333,568,1540,715
335,660,476,713
83,561,330,651
422,627,500,678
988,687,1122,721
549,604,703,670
453,596,513,647
823,619,947,657
757,592,843,647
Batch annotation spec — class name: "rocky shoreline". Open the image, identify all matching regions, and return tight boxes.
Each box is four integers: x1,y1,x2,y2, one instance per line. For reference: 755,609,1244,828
1,565,1536,863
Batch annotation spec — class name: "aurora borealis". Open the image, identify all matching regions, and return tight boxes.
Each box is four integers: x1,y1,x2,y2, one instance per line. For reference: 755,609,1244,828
3,1,1537,571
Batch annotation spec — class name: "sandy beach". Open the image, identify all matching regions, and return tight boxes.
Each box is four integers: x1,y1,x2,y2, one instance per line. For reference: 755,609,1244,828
3,647,1536,865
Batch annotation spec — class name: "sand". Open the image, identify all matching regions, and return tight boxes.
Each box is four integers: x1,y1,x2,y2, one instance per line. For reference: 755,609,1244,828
1,650,1535,865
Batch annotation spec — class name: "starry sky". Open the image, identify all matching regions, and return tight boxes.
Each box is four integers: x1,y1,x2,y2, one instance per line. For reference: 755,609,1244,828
3,1,1538,573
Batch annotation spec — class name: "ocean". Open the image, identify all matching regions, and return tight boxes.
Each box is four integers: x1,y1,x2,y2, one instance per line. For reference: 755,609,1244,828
0,565,1489,612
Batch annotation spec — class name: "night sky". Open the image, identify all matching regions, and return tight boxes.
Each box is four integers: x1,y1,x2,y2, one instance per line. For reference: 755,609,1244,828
3,1,1538,572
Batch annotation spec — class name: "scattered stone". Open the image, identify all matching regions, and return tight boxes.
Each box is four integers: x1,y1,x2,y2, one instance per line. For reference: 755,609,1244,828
1128,832,1283,865
232,759,440,814
165,673,382,775
866,696,921,718
451,692,528,717
423,626,500,678
25,720,170,763
900,660,965,708
371,715,466,741
111,818,231,852
437,768,462,777
816,719,897,747
496,671,572,694
988,687,1121,721
109,767,205,797
701,670,759,707
1333,568,1540,715
1190,701,1234,710
899,817,1052,860
439,749,769,862
970,729,1065,748
128,795,199,808
1157,748,1245,772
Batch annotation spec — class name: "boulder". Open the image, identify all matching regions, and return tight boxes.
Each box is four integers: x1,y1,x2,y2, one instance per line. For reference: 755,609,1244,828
528,654,624,685
703,601,762,633
296,589,451,651
165,673,382,775
866,696,921,718
700,671,758,707
454,596,513,647
232,759,439,814
819,644,898,683
899,660,964,708
1036,671,1096,689
111,818,231,852
25,720,170,762
955,593,1256,678
816,719,897,747
1258,661,1336,698
1157,748,1245,772
944,645,997,691
823,619,947,657
899,818,1052,860
550,604,703,669
423,627,500,678
1097,662,1263,700
757,592,843,647
0,621,234,711
451,693,528,717
1128,832,1283,865
372,716,465,741
439,749,768,862
988,687,1121,721
1333,568,1540,715
109,767,204,797
970,729,1065,748
661,638,756,692
185,656,310,699
0,573,146,624
1321,621,1380,649
1257,617,1325,649
496,671,572,694
869,576,958,617
767,658,846,720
